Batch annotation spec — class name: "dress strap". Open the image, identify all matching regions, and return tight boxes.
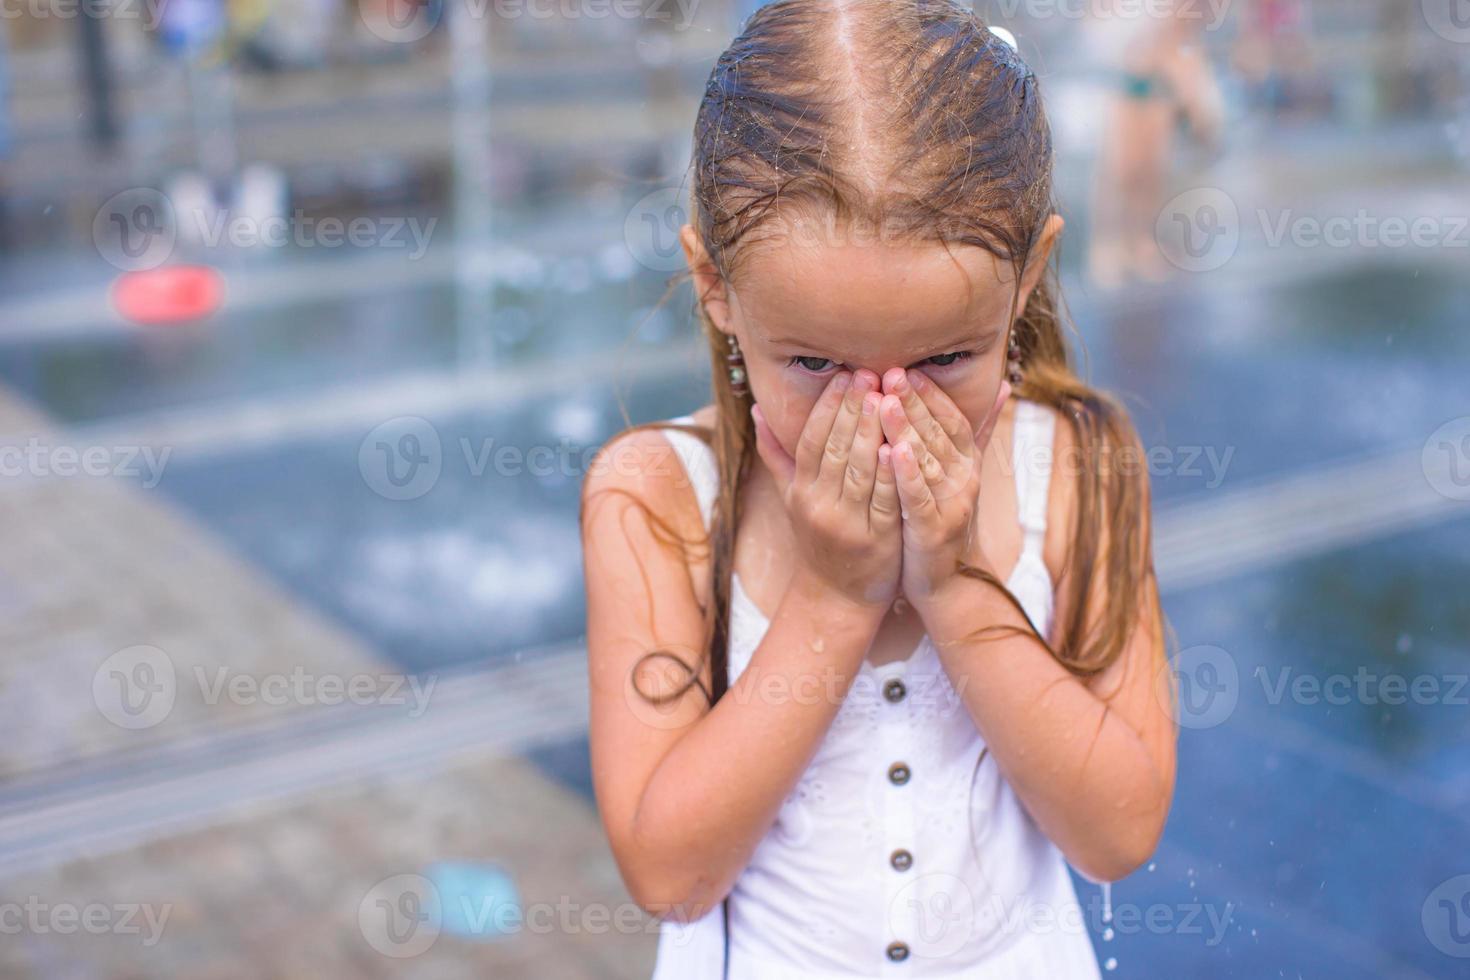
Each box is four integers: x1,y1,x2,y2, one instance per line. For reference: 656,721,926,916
1010,399,1056,554
659,414,719,531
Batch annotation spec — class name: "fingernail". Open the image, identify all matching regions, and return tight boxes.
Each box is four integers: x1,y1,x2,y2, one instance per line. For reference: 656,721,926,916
862,393,877,415
835,373,851,392
907,369,927,391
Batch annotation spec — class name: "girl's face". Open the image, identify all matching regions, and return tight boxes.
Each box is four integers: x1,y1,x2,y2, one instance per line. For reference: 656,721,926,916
680,216,1063,459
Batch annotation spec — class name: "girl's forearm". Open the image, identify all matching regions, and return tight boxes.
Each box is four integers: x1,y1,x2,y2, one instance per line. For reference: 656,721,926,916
921,577,1170,883
628,568,888,919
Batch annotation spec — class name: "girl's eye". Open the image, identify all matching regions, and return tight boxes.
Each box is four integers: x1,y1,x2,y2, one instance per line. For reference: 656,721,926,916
787,351,972,374
790,356,836,373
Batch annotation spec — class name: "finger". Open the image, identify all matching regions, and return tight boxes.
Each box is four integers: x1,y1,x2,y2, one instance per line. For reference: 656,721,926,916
882,367,963,469
840,390,883,512
891,438,940,527
907,367,976,458
879,394,946,490
818,371,871,495
794,372,852,487
751,403,796,493
871,442,901,532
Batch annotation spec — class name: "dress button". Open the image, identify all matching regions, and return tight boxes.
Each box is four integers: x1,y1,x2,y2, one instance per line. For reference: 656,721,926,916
886,940,910,962
888,762,911,786
883,678,906,703
890,848,913,872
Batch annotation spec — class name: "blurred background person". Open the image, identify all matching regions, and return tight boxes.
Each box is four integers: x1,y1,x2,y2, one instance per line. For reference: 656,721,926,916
1085,0,1224,288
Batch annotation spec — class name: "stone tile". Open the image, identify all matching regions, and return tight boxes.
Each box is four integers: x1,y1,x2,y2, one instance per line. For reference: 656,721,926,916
0,750,655,979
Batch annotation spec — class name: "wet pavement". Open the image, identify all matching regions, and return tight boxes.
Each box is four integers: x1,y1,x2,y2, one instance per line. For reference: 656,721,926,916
0,147,1467,976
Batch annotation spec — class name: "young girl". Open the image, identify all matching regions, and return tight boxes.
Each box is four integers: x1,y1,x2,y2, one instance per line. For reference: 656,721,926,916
580,1,1178,975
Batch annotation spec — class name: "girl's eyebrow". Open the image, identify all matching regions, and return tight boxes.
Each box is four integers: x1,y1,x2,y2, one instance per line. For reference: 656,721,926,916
764,325,1001,355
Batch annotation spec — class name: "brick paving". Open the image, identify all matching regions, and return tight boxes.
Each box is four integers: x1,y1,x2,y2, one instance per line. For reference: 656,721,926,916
0,388,385,779
0,387,650,978
0,751,654,980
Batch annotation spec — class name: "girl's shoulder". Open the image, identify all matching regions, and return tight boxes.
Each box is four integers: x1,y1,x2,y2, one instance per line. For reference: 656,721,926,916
579,416,712,556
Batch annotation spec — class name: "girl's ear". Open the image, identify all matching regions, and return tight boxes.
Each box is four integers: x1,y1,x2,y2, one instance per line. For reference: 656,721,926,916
1016,214,1065,319
680,223,733,332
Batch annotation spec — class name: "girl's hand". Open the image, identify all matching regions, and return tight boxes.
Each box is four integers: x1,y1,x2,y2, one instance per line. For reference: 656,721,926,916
877,368,1011,606
750,369,903,611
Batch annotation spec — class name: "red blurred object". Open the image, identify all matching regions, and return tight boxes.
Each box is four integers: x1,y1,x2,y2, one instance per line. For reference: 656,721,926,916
111,265,226,325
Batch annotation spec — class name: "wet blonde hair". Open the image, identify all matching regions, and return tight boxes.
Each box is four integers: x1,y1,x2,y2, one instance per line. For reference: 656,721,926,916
586,0,1176,713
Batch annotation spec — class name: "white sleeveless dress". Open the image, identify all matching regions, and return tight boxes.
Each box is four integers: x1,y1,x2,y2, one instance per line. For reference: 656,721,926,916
652,399,1103,979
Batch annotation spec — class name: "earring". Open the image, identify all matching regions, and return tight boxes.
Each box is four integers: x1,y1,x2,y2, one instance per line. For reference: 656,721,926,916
726,333,749,397
1007,327,1023,385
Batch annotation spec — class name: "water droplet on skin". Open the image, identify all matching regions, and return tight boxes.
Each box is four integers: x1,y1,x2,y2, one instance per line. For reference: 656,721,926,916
810,637,825,655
